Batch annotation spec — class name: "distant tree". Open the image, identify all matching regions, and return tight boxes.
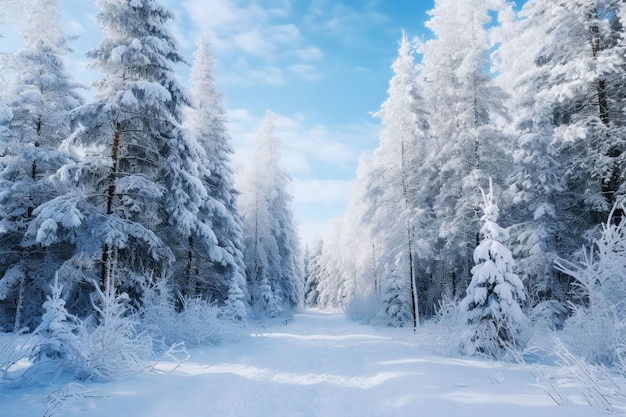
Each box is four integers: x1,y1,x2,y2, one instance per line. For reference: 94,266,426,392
0,0,83,331
239,112,302,318
460,181,527,357
184,35,247,320
303,240,323,307
315,217,347,310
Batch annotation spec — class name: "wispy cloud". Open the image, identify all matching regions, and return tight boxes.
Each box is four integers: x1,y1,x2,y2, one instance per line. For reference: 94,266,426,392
291,179,353,204
295,46,323,62
183,0,324,84
303,0,391,46
229,109,377,175
287,64,324,82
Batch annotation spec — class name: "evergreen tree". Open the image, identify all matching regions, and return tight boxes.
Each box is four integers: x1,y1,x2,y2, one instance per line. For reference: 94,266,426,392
27,0,201,315
185,35,247,320
239,111,303,318
419,0,510,299
303,240,323,307
495,0,626,314
315,217,347,310
460,181,527,357
0,0,83,331
368,33,430,327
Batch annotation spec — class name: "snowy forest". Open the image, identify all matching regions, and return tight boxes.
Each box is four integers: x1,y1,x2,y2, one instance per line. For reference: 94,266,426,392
306,0,626,362
3,0,626,414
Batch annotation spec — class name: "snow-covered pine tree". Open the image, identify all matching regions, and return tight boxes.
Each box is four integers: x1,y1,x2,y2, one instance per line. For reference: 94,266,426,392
31,273,81,364
460,180,527,357
0,0,83,331
239,111,303,318
419,0,511,300
185,35,247,321
366,33,430,328
27,0,204,316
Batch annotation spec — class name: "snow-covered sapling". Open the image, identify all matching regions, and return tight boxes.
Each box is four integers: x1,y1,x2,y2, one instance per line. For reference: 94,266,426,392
32,274,81,362
460,180,528,356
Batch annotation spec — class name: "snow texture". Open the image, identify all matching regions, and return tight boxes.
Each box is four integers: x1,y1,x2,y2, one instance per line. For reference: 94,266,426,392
0,311,613,417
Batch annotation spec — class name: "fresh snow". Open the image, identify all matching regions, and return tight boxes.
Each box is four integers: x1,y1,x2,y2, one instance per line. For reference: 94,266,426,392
0,310,615,416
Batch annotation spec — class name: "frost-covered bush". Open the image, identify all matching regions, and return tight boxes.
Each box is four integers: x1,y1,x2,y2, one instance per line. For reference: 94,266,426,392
141,278,246,348
25,277,152,382
76,282,152,381
416,298,466,356
556,206,626,365
460,182,528,357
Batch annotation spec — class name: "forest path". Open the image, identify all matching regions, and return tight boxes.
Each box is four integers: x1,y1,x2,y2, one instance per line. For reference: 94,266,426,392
3,310,606,416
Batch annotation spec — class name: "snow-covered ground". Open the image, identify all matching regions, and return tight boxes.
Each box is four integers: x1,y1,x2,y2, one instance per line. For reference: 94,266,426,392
0,310,620,416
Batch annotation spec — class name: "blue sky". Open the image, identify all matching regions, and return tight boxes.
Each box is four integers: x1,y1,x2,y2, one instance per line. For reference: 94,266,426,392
1,0,434,246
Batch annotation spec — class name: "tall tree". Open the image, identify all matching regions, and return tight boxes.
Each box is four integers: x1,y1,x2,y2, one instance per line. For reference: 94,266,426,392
185,35,247,320
0,0,83,331
239,111,303,318
26,0,206,316
419,0,510,299
368,33,430,327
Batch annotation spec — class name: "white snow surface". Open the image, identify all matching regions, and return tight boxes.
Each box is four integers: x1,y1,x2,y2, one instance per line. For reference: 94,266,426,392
0,310,614,416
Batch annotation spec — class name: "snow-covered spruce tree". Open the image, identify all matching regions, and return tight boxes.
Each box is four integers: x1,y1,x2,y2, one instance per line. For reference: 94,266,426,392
184,35,247,320
27,0,206,316
492,2,569,316
30,274,82,367
367,33,430,328
419,0,511,300
0,0,83,331
460,181,527,357
239,111,303,318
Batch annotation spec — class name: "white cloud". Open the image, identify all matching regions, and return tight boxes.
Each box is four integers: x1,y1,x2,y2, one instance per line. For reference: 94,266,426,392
228,109,378,174
304,1,391,46
287,64,323,82
295,46,323,62
291,179,353,204
225,64,286,86
183,0,302,57
183,0,324,86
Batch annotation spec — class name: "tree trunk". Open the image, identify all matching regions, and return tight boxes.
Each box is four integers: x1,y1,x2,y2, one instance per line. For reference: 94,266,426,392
590,9,622,216
101,129,121,289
